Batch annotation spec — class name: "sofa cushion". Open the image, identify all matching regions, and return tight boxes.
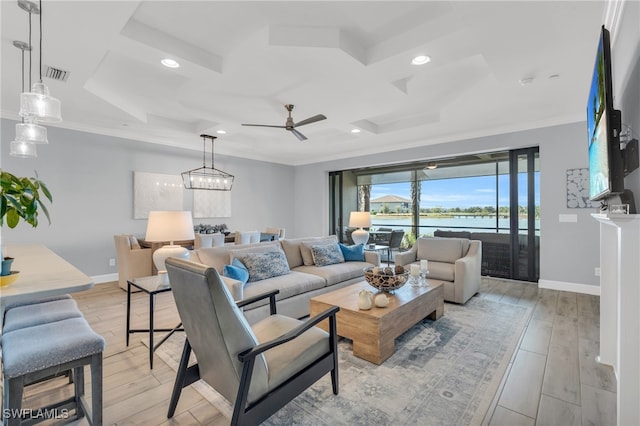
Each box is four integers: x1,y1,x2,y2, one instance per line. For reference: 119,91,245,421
229,243,282,264
339,243,365,261
301,236,340,266
280,236,339,268
417,237,468,263
223,258,249,285
426,261,455,282
311,243,345,267
237,251,291,283
241,271,326,309
295,261,370,286
196,241,281,273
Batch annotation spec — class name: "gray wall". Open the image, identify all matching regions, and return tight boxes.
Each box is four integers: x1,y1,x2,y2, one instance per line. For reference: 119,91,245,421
1,122,295,279
614,0,640,199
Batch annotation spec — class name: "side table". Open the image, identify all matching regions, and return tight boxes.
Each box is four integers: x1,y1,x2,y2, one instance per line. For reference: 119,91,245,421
126,275,183,369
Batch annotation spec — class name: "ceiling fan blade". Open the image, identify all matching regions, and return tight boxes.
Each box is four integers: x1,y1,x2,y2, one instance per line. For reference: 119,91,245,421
294,114,326,127
241,124,286,128
290,128,308,141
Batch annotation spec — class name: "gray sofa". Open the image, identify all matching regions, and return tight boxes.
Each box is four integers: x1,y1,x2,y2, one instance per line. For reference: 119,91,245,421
188,235,379,323
395,237,481,304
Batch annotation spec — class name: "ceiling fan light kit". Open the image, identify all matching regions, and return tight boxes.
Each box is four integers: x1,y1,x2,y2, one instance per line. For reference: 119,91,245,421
242,104,326,141
182,134,234,191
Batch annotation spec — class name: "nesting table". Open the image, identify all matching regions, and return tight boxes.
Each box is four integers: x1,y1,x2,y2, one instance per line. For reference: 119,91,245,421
126,275,183,368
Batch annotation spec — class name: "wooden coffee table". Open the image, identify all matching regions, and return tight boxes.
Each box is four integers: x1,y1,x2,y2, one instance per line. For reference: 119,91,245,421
310,280,444,364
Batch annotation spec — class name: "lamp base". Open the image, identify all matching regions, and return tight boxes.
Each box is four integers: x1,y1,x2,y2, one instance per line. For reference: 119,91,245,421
153,245,189,281
351,229,370,246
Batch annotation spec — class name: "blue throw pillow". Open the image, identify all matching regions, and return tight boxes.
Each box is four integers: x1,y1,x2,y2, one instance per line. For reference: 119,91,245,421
338,243,365,262
223,258,249,285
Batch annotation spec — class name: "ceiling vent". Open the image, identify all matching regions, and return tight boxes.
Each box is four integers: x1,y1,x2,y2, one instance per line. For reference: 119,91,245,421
43,64,69,82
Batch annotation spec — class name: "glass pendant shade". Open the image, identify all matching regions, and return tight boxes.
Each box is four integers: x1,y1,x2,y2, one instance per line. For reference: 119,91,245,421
10,140,37,157
15,121,48,144
19,82,62,123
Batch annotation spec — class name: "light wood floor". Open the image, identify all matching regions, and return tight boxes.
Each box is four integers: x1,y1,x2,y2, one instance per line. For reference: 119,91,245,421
9,278,616,425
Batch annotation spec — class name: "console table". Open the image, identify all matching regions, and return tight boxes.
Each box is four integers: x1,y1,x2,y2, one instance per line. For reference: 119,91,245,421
592,213,640,426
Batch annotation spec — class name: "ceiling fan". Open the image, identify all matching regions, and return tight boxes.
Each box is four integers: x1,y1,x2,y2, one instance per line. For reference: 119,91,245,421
242,104,326,141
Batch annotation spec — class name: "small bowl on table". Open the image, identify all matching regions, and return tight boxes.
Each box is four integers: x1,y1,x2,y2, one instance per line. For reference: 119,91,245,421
363,266,409,293
0,271,20,287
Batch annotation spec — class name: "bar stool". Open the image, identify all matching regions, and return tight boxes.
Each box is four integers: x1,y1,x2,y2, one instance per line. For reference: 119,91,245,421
1,317,105,425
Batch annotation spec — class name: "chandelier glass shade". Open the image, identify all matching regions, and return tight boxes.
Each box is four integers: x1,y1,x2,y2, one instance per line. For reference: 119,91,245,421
10,140,37,158
14,120,48,144
20,82,62,123
182,134,234,191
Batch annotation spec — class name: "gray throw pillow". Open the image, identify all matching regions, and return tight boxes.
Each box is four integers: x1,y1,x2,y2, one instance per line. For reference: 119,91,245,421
236,251,291,282
311,243,345,267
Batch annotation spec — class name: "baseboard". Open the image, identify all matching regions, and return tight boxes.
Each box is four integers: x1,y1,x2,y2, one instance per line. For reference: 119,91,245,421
92,273,118,284
538,279,600,296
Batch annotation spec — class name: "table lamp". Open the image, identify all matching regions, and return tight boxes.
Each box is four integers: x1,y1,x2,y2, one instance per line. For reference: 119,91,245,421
349,211,372,246
145,211,195,284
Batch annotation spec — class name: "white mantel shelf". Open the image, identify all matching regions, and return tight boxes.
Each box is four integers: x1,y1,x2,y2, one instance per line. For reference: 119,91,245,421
591,213,640,426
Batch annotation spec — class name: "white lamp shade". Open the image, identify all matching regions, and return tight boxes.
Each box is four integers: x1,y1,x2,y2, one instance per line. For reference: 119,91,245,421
15,122,48,144
19,82,62,123
10,140,37,158
145,211,195,243
349,211,372,228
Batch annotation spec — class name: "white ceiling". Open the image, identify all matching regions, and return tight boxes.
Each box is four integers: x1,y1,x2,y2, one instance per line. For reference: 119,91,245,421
1,1,606,166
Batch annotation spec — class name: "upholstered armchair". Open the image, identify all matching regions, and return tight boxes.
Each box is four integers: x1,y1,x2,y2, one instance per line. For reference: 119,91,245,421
265,227,286,239
395,237,482,304
113,235,153,290
165,257,340,425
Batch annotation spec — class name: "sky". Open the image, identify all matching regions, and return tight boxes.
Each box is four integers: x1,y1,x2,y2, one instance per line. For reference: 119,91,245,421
370,174,540,209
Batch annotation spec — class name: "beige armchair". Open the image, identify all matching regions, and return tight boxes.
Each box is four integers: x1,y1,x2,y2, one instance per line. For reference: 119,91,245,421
113,235,153,290
265,227,286,239
395,237,482,304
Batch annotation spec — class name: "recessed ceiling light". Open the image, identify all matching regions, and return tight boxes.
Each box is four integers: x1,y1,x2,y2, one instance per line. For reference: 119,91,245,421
161,58,180,68
351,128,361,134
412,55,431,65
216,129,227,135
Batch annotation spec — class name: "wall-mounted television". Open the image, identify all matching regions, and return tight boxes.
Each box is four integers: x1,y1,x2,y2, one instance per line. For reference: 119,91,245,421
587,25,624,201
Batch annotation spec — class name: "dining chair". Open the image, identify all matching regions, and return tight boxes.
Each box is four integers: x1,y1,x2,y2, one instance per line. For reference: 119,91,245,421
165,257,340,426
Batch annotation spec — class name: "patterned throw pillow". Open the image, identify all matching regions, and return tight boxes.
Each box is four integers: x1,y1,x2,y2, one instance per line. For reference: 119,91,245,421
236,251,291,283
311,243,345,267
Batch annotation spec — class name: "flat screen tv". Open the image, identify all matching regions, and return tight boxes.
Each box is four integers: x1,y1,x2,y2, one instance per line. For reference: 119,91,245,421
587,25,624,201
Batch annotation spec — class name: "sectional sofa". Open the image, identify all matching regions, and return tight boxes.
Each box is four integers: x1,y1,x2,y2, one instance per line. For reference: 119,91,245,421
188,235,379,323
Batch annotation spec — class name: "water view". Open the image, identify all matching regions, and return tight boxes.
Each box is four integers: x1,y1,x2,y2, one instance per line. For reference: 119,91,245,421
370,215,540,236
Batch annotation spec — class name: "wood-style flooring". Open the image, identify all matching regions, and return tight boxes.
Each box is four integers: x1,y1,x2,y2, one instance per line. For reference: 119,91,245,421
6,277,616,425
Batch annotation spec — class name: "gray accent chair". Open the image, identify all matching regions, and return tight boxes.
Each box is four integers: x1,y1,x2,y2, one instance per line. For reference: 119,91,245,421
165,257,340,426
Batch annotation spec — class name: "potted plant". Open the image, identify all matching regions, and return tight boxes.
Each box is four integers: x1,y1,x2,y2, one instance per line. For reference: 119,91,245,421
0,170,52,276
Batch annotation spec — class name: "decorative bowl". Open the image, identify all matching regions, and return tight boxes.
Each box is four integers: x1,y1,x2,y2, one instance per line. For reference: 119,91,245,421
363,267,409,292
0,271,20,287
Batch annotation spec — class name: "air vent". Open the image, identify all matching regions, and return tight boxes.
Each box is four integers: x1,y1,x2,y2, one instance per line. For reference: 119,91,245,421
43,64,69,82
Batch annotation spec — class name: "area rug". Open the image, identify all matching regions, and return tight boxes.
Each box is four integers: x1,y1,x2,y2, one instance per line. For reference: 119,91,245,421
151,296,531,425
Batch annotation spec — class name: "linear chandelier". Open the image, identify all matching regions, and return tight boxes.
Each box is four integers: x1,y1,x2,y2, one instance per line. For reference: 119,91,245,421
181,134,234,191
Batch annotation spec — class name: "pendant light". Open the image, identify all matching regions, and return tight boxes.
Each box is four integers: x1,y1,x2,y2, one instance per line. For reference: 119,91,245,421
181,134,234,191
19,0,62,123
